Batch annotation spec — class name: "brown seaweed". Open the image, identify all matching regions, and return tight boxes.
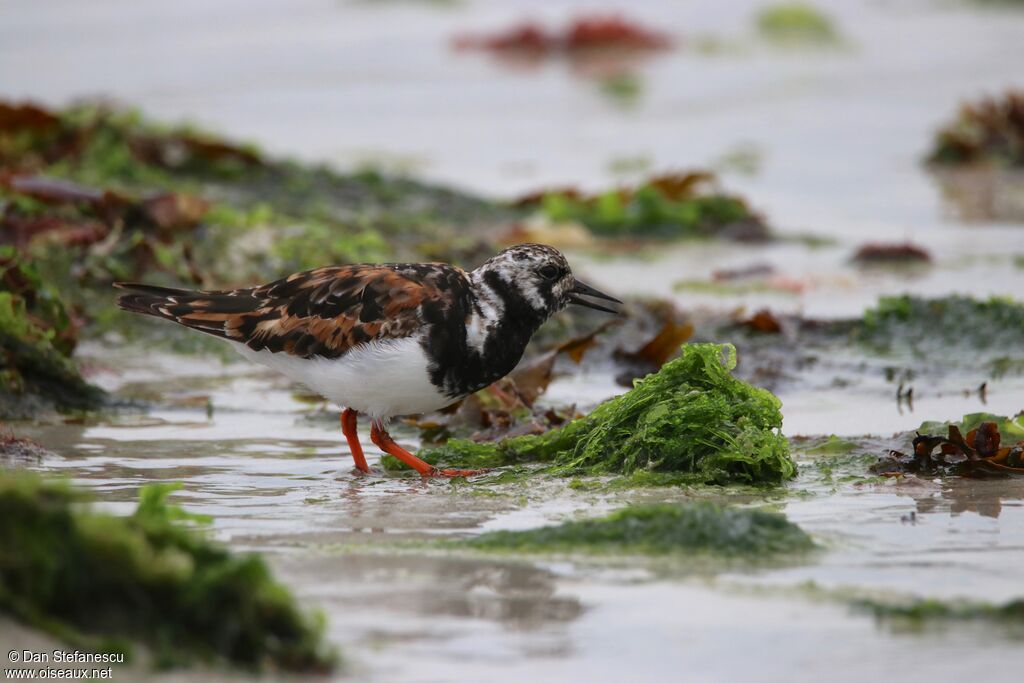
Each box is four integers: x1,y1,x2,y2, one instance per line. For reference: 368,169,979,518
873,417,1024,477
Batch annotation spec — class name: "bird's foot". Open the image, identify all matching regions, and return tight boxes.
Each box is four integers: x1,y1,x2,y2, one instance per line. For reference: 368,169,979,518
429,467,490,478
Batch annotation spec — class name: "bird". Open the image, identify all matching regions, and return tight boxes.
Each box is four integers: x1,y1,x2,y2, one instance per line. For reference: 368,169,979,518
114,243,621,477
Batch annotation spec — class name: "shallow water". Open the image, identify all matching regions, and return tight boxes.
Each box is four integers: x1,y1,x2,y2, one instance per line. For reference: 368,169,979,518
3,0,1024,680
10,345,1024,681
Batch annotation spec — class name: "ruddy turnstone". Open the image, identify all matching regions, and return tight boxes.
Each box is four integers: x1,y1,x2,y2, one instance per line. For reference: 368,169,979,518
115,243,621,477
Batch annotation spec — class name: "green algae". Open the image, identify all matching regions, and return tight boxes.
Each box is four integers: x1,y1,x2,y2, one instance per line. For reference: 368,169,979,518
854,597,1024,625
0,471,336,672
696,294,1024,404
26,103,502,246
990,356,1024,378
672,278,799,297
769,582,1024,632
462,502,814,557
598,74,644,108
917,412,1024,442
1,100,511,342
793,435,886,488
859,295,1024,358
534,174,767,240
0,250,103,417
801,435,861,456
806,452,884,488
862,294,1024,338
756,3,841,46
541,188,755,239
386,343,795,485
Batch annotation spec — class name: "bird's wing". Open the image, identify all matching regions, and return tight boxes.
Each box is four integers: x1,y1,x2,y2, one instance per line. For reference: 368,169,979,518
116,264,468,359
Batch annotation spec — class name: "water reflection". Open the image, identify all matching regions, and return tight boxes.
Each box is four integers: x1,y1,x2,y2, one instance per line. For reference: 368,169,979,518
274,551,582,665
316,554,584,629
930,169,1024,224
908,477,1024,520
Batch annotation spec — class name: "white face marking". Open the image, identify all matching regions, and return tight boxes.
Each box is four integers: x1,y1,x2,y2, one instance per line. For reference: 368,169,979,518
466,273,505,353
500,265,546,311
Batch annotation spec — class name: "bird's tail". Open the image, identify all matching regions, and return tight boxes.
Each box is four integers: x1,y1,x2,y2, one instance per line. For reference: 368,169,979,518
115,282,195,317
114,282,259,340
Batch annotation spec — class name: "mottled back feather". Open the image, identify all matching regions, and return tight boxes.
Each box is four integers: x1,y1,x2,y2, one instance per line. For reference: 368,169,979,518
116,264,471,360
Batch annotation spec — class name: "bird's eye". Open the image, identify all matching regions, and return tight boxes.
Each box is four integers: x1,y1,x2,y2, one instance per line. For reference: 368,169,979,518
538,264,560,280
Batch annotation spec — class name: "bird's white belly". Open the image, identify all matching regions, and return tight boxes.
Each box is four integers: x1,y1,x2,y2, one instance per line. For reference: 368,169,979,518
232,336,454,419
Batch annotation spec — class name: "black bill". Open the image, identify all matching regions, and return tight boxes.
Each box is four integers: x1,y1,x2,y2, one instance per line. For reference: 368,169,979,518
567,279,623,314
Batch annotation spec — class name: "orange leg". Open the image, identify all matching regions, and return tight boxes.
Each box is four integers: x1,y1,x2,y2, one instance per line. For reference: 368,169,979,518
341,408,370,473
369,421,487,478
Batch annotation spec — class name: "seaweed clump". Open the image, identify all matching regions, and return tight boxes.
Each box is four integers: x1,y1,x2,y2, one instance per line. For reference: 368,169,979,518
0,432,54,465
855,597,1024,626
0,100,508,326
453,15,673,55
519,172,769,241
852,242,931,266
0,248,103,417
756,3,841,46
0,471,336,672
927,90,1024,167
463,502,815,557
860,295,1024,355
872,413,1024,477
394,343,795,485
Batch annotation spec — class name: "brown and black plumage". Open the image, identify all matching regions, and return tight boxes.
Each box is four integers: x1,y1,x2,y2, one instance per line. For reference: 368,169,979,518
117,263,467,360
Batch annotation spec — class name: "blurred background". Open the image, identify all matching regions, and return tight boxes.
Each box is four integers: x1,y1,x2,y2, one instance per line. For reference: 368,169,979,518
5,0,1022,321
3,0,1019,197
6,0,1022,424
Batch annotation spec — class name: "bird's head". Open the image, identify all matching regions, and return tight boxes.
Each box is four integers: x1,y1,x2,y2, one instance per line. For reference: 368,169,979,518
472,243,621,320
